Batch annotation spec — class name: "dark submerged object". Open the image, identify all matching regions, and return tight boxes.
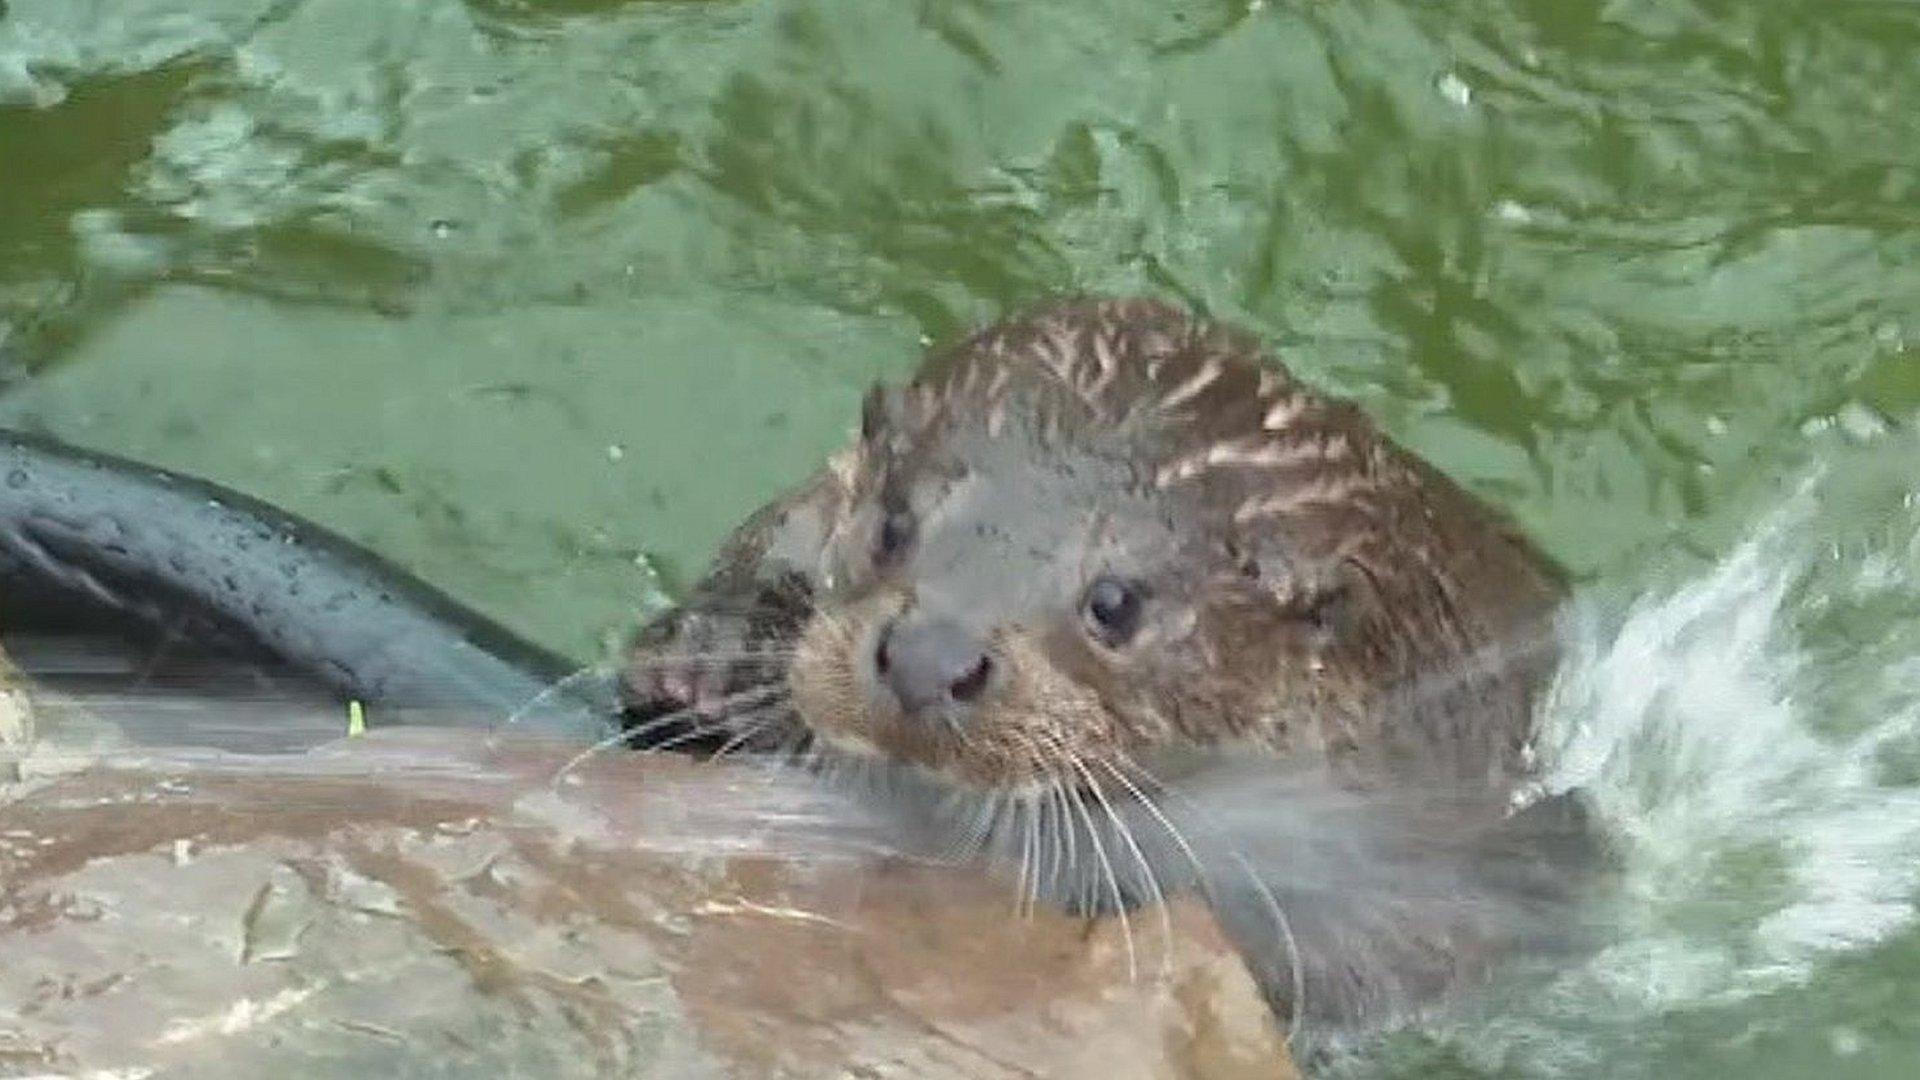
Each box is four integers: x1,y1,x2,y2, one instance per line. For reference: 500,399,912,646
0,430,615,746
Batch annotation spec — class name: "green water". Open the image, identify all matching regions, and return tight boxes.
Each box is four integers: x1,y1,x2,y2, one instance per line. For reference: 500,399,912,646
3,0,1919,1075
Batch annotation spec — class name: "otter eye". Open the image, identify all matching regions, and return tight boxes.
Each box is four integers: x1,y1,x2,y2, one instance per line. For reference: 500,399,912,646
875,506,914,563
1083,576,1143,646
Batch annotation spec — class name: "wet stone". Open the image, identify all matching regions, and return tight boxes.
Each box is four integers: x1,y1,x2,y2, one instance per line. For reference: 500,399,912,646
0,729,1294,1079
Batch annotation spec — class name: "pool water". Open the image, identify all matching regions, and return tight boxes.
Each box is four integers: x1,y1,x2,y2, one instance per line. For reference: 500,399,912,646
4,1,1920,1076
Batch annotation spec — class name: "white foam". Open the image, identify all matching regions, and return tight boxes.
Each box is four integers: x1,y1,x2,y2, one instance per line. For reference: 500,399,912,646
1441,445,1920,1070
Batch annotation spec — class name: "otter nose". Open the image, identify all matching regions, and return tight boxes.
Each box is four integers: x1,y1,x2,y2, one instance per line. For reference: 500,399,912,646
875,616,994,712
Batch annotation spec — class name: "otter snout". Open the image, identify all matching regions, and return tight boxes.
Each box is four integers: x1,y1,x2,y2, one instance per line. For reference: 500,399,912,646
874,615,994,714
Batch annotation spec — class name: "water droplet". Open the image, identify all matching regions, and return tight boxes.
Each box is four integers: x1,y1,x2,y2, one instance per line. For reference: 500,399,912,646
1836,401,1889,443
1875,321,1908,353
1493,200,1534,225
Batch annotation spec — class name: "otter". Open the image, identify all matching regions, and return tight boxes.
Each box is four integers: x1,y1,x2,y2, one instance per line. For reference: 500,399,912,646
621,298,1591,1044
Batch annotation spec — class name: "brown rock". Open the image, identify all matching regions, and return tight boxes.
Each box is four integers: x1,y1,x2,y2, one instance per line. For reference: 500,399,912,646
0,728,1294,1078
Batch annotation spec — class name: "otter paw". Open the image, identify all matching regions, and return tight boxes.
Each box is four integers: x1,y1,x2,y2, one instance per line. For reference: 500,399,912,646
622,608,744,719
619,602,798,754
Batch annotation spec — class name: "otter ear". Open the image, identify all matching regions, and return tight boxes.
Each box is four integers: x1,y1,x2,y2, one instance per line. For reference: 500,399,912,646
1230,534,1361,629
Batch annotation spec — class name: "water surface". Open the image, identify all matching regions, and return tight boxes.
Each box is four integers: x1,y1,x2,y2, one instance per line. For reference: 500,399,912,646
4,1,1920,1075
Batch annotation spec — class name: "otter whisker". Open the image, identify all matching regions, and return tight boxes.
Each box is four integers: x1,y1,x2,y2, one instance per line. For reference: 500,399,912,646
1105,757,1208,884
1032,789,1056,917
1020,738,1083,911
549,725,647,792
1038,739,1137,982
708,722,773,762
1012,792,1038,918
1077,783,1139,983
1025,747,1077,908
615,706,711,748
698,708,785,762
1022,789,1044,917
1229,850,1306,1048
615,681,790,756
1000,733,1054,917
934,783,1002,865
1006,791,1036,914
1074,756,1176,982
641,693,792,758
1109,756,1308,1047
1051,777,1078,907
504,664,609,729
707,708,794,762
979,790,1010,861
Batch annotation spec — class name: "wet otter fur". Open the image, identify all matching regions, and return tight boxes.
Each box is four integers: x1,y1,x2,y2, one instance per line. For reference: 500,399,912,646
621,298,1592,1047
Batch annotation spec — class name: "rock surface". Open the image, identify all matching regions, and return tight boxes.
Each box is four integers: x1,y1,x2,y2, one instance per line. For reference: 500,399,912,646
0,725,1294,1078
0,646,31,755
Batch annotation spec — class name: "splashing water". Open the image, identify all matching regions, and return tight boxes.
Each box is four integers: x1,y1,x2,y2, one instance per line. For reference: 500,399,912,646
1549,500,1920,995
1355,431,1920,1076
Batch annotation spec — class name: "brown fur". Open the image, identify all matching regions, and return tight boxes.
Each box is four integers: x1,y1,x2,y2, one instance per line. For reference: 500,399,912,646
623,297,1566,801
618,299,1586,1041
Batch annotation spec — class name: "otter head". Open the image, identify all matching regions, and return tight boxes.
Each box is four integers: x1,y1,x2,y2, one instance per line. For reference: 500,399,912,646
785,299,1550,796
